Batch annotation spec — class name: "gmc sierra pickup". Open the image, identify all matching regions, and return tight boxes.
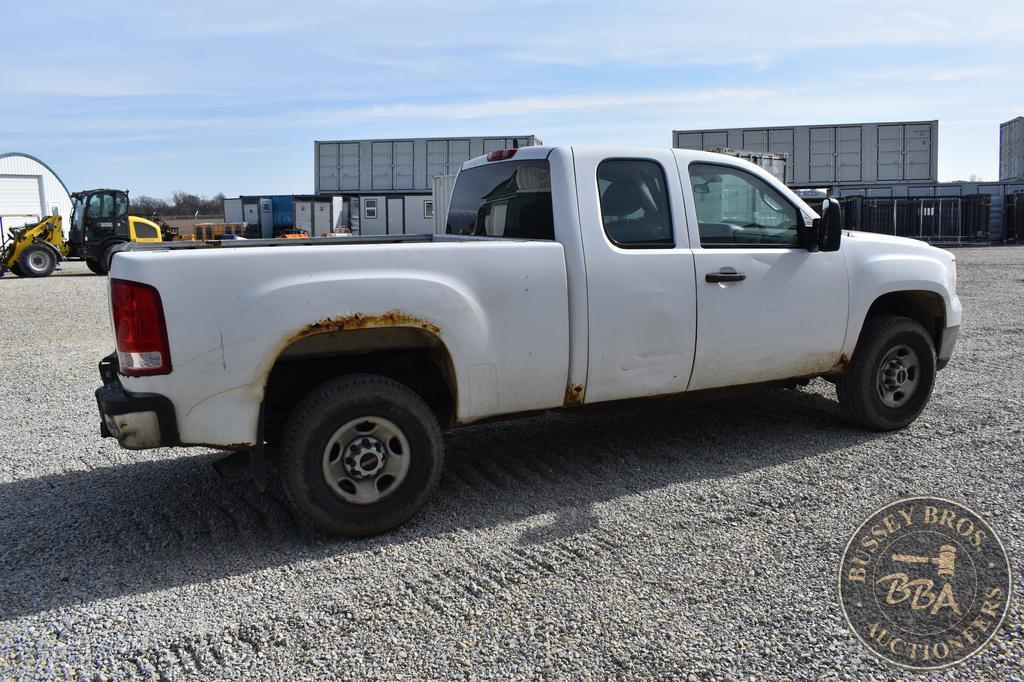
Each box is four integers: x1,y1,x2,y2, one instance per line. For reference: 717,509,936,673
96,146,960,536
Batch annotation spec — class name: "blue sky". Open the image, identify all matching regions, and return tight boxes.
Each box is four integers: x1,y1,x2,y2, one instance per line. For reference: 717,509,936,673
3,1,1022,197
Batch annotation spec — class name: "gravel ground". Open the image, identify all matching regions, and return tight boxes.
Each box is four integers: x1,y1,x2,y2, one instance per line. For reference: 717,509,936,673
0,248,1021,680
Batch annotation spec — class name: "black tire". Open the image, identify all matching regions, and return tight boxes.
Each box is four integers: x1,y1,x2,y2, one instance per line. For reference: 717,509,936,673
280,374,443,537
100,243,122,275
9,262,25,277
85,259,105,275
18,244,56,277
836,315,937,431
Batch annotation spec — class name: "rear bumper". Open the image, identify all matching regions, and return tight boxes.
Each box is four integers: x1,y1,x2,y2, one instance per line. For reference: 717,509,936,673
96,353,179,449
937,324,959,371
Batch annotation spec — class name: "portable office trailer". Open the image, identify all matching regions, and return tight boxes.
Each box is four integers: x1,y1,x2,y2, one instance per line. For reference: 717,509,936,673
831,180,1024,242
673,121,938,187
314,136,541,194
349,193,433,236
999,117,1024,181
294,195,341,236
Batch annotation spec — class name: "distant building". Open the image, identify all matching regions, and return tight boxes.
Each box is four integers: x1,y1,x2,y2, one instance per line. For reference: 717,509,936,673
0,152,73,235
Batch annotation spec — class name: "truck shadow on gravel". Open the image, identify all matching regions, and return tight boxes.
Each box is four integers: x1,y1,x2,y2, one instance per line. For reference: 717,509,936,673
0,385,884,620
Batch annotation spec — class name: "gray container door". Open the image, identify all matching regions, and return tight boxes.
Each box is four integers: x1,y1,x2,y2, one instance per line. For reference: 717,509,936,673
482,138,505,154
905,124,932,180
768,129,795,182
426,140,447,186
809,127,835,183
313,201,331,235
318,143,339,191
372,142,392,190
742,130,766,152
259,199,273,237
877,125,904,181
837,127,862,182
393,141,414,190
703,131,729,149
243,202,259,225
447,139,470,174
674,132,702,149
387,197,404,234
340,143,360,190
295,200,312,231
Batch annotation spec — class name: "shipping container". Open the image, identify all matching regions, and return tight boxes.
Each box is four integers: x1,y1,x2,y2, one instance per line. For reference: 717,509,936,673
314,136,541,194
672,121,938,187
706,147,787,183
999,117,1024,181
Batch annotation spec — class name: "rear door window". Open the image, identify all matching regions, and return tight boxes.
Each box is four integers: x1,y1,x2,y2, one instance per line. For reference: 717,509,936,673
597,159,674,247
446,159,554,239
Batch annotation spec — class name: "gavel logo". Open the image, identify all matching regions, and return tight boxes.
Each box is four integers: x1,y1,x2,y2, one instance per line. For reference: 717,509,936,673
891,544,957,578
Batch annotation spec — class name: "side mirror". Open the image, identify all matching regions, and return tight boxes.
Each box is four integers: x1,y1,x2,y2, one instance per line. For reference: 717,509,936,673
812,198,843,252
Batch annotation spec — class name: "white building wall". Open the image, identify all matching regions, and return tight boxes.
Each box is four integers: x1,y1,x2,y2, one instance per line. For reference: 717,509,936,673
0,153,73,235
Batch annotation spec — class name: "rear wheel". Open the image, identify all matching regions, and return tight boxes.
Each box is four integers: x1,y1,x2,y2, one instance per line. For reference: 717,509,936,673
280,374,444,537
9,262,25,277
85,259,105,275
836,315,937,430
18,244,56,277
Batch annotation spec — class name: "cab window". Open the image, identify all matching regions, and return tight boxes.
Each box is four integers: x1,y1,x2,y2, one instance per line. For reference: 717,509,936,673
87,192,114,219
132,219,158,239
597,159,673,248
689,163,800,247
446,159,554,239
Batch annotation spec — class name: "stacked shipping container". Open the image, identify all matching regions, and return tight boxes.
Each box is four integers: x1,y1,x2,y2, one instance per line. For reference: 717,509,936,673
672,121,938,187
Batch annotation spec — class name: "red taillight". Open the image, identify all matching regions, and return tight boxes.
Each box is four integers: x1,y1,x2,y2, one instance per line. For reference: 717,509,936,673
110,278,171,376
486,148,518,162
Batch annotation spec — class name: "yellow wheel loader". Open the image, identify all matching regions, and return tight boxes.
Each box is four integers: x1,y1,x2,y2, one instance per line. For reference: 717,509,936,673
1,189,163,278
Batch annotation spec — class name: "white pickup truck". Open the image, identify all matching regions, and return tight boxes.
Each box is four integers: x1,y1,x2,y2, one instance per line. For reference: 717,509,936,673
96,146,960,535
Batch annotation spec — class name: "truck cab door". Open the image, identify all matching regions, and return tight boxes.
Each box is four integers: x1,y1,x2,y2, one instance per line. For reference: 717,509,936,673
680,158,849,390
573,149,698,404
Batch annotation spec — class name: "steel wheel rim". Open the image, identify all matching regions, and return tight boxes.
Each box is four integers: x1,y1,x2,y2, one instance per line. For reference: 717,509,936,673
876,344,920,408
322,416,410,505
28,251,49,272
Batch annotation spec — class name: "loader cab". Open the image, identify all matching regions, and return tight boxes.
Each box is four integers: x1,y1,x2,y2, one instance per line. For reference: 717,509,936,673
69,188,147,274
70,189,129,246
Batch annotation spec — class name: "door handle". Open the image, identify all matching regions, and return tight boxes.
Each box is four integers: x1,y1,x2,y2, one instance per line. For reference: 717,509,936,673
705,271,746,283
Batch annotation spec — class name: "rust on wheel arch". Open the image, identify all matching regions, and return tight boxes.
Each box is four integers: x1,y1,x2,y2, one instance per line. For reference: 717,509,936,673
563,383,585,407
289,310,442,343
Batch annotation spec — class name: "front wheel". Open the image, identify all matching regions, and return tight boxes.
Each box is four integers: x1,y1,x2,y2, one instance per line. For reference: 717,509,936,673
85,259,105,275
280,374,444,537
18,244,56,277
836,315,937,430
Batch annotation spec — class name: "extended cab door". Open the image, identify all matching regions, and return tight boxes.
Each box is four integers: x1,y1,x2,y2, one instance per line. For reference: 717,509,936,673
678,154,849,390
574,149,698,403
